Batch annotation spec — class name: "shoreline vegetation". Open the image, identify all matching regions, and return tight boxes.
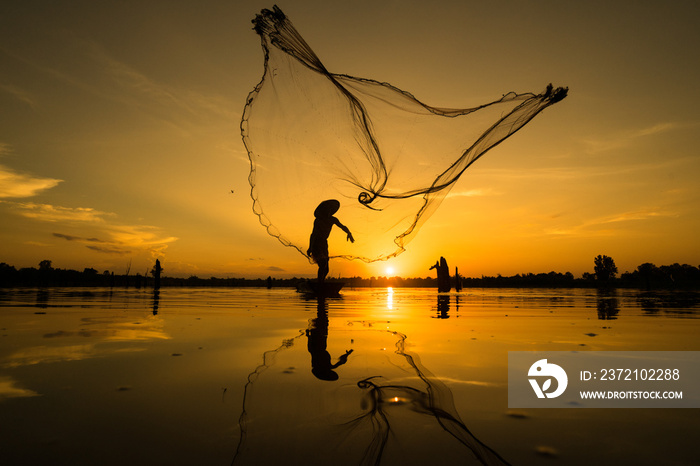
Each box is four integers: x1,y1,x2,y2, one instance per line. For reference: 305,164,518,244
1,260,699,290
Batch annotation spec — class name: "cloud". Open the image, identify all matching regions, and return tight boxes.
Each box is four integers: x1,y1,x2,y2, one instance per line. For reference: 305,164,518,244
23,241,51,247
633,123,676,138
446,188,499,198
474,155,697,184
103,225,177,259
544,208,678,237
11,202,110,222
580,121,695,154
53,233,104,243
5,201,177,257
88,43,236,121
53,233,132,255
52,226,175,256
0,82,38,109
267,266,285,271
0,376,40,399
0,164,62,198
26,37,233,125
85,245,132,255
44,330,94,338
593,209,675,225
106,225,177,249
4,35,236,132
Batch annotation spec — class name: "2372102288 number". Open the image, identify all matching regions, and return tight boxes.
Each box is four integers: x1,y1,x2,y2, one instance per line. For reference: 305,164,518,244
599,368,680,381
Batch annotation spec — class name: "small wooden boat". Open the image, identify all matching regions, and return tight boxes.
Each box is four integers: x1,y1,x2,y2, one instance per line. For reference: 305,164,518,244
296,280,344,296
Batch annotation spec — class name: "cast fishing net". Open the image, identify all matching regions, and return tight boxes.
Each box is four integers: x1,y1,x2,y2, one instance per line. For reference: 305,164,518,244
242,6,567,263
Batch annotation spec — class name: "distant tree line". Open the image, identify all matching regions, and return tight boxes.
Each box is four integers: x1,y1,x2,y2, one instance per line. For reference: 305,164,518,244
465,256,700,290
1,256,699,290
0,260,287,288
0,261,443,289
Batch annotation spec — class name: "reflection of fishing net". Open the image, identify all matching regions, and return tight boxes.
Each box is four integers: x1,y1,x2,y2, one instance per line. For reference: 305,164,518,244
242,6,567,262
232,317,509,466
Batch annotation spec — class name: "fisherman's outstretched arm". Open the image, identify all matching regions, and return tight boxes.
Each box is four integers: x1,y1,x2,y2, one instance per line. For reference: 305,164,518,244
334,218,354,243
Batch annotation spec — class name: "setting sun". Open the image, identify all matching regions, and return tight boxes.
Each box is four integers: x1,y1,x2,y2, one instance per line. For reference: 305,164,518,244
386,267,395,276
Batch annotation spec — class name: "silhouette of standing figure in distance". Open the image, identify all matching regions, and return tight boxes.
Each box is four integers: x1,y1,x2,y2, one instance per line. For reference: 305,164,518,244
430,256,451,292
308,199,354,284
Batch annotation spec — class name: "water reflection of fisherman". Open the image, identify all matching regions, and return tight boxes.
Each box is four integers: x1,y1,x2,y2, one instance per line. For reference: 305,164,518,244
306,299,353,381
308,199,354,284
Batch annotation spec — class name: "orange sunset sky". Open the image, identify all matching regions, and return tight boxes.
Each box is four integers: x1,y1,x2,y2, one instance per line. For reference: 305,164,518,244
1,1,699,279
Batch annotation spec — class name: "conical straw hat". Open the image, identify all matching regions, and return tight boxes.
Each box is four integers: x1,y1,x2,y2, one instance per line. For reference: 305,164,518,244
314,199,340,217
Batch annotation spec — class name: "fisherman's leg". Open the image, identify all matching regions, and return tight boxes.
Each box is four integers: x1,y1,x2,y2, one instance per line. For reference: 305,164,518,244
318,259,329,283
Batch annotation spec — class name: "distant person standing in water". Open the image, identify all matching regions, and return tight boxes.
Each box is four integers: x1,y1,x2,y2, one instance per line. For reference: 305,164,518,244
308,200,354,284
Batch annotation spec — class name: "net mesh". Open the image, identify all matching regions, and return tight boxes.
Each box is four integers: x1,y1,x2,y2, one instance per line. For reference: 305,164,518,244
242,6,567,263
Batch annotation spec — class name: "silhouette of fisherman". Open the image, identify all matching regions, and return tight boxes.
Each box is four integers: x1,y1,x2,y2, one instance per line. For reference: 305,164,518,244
307,199,354,284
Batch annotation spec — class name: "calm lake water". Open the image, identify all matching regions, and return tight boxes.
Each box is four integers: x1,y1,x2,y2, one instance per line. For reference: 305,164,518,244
1,286,698,465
